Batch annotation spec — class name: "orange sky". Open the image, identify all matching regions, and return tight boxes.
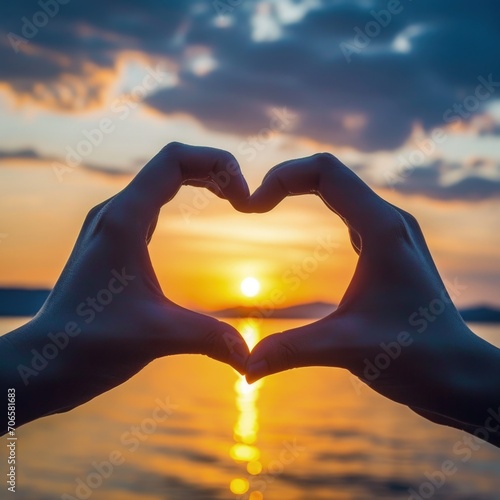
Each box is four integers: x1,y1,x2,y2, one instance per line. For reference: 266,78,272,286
1,2,500,310
0,155,499,310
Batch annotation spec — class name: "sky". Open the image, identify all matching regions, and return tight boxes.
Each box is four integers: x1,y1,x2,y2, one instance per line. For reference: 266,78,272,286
0,0,499,310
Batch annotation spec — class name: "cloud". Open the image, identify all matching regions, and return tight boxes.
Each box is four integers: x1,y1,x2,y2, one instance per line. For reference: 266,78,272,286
0,148,41,160
478,122,500,137
1,1,500,151
0,0,191,110
0,148,137,176
382,159,500,201
142,0,500,151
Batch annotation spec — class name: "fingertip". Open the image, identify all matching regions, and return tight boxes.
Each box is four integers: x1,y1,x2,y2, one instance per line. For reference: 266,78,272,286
245,187,280,214
242,200,265,214
217,324,250,373
228,176,251,203
245,358,269,384
230,352,250,376
228,193,252,213
245,374,261,384
214,153,250,209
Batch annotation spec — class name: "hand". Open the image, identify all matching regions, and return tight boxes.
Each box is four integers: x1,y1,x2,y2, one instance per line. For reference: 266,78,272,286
243,153,500,443
1,142,250,430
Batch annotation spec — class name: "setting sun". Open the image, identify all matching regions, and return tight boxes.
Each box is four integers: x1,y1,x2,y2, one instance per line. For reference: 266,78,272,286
240,277,261,298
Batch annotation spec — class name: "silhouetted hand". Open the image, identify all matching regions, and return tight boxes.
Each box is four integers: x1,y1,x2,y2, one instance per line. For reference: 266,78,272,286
244,153,500,445
0,142,250,432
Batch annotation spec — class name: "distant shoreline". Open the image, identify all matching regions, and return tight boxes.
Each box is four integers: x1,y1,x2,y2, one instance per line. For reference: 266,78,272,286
211,302,500,323
2,289,499,323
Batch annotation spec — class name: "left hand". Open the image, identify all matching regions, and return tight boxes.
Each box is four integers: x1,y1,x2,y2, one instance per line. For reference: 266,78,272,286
1,142,250,428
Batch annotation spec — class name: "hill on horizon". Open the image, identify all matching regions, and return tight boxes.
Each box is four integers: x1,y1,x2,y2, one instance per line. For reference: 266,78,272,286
1,289,500,323
211,301,500,323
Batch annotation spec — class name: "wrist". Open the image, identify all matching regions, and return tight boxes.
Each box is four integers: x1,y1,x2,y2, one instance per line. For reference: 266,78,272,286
0,319,75,432
440,327,500,430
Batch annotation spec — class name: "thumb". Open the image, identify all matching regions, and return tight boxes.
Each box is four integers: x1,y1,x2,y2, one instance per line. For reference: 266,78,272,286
155,306,250,374
196,318,250,375
245,318,340,383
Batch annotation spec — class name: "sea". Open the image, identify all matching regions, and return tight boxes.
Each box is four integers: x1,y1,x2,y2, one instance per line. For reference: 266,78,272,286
1,317,500,500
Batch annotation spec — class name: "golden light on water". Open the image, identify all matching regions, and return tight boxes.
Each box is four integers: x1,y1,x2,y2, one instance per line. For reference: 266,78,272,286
230,442,260,462
230,319,264,498
247,461,263,475
230,478,250,495
249,492,264,500
233,377,261,446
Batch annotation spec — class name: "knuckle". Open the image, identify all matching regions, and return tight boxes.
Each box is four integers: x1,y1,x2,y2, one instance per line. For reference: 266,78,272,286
384,209,407,234
313,151,337,162
94,200,130,239
202,320,227,356
216,150,239,176
273,170,288,195
220,149,235,163
79,196,132,243
202,329,219,355
314,152,344,188
399,209,421,232
276,337,299,370
313,152,339,171
375,208,413,244
83,202,105,226
160,141,184,157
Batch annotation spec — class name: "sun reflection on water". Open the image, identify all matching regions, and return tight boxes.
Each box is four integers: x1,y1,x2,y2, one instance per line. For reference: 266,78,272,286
230,320,264,498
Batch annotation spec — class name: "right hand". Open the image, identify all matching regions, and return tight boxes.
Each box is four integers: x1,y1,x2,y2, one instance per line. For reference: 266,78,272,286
241,153,500,443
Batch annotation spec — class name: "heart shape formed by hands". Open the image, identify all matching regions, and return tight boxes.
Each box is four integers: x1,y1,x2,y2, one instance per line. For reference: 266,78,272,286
7,141,496,442
82,142,493,433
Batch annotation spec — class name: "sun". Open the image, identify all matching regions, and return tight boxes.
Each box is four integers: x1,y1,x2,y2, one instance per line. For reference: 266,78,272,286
240,277,261,298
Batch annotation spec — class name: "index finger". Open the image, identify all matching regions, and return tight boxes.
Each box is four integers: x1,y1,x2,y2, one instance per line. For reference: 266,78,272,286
111,143,249,235
246,153,397,239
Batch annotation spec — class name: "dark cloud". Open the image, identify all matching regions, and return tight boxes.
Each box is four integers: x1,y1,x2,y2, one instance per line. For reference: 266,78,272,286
143,0,500,151
1,1,500,151
0,0,193,109
0,148,41,160
479,123,500,137
383,159,500,201
0,148,136,176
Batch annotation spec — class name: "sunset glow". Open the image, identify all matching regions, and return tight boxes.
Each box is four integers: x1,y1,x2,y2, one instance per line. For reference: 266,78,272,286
240,277,261,298
0,1,498,313
2,2,500,500
230,320,264,497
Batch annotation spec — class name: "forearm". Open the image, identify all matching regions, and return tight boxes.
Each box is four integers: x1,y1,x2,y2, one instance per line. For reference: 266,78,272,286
453,332,500,431
413,406,500,448
423,328,500,442
0,321,82,434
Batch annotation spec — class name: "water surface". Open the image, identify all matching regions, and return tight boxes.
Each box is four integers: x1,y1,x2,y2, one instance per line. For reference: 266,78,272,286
1,318,499,499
